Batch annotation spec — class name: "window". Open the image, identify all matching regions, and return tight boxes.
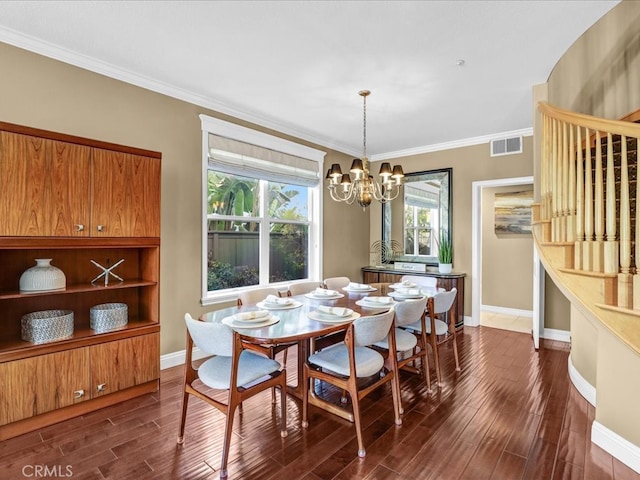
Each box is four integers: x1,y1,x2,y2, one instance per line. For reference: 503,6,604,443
201,115,325,304
404,204,435,256
403,184,439,257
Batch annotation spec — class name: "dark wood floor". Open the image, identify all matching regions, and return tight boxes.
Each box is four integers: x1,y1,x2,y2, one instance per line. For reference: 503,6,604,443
1,326,639,480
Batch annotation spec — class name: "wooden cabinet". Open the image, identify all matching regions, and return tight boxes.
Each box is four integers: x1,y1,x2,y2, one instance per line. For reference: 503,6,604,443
0,349,90,425
91,334,160,397
0,334,159,429
0,131,91,237
91,149,160,237
362,266,466,329
0,128,161,238
0,121,161,440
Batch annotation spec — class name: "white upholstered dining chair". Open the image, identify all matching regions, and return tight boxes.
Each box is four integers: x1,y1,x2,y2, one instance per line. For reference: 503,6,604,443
177,314,287,480
406,288,459,387
237,286,291,400
286,280,323,296
237,286,279,307
373,296,432,396
301,308,402,458
322,276,351,291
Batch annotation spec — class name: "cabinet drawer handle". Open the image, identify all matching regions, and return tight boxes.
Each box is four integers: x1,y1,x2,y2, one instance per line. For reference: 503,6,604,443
97,225,105,232
74,224,85,232
97,383,107,392
74,389,85,399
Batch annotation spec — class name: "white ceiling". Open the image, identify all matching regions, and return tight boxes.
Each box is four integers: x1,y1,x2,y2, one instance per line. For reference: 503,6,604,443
0,0,619,159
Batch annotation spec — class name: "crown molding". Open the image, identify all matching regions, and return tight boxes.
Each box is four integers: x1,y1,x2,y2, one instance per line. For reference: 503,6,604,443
371,128,533,161
0,28,356,155
0,28,530,160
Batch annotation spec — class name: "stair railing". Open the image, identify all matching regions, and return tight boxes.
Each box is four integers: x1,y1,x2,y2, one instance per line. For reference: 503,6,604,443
538,102,640,309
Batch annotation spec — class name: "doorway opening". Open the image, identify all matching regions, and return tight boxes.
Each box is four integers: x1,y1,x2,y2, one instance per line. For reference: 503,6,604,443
471,176,535,334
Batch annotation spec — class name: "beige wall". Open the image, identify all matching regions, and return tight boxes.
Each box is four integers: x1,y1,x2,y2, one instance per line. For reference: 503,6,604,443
0,42,368,355
370,137,534,318
481,185,533,311
548,0,640,118
543,274,571,331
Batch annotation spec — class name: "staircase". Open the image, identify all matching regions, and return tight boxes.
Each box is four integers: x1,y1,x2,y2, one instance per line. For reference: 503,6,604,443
534,102,640,354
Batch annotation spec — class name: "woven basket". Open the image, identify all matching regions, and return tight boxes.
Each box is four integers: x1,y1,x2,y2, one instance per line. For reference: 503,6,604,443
21,310,74,344
90,303,128,333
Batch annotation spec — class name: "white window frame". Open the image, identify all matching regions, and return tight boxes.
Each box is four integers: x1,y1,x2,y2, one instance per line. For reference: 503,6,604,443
200,114,325,305
404,205,437,257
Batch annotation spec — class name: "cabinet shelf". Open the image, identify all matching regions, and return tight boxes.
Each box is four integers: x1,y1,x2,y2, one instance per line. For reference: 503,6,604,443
0,279,157,300
0,319,159,363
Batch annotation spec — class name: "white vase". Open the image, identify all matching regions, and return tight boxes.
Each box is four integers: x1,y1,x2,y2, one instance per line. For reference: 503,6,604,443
19,258,66,293
438,263,452,274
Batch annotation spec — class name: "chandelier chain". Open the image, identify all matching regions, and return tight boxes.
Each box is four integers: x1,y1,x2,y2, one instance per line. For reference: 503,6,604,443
362,93,367,160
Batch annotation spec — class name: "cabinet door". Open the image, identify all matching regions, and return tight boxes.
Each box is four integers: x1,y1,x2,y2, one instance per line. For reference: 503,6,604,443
0,349,90,426
0,132,91,236
90,333,159,398
379,273,402,283
91,149,160,237
362,271,379,284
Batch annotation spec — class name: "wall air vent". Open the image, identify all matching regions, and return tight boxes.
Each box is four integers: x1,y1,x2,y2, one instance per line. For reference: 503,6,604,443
490,136,523,157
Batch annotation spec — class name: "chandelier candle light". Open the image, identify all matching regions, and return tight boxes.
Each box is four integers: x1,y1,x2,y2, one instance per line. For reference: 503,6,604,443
326,90,404,209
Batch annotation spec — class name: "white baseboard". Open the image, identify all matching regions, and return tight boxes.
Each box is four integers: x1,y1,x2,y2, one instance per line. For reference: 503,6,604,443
464,315,479,327
592,421,640,474
568,355,596,407
568,354,640,474
160,347,207,370
542,328,571,343
481,304,533,317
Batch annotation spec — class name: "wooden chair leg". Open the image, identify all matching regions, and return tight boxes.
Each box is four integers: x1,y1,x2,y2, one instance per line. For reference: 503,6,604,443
279,383,288,437
177,390,190,444
389,364,403,423
430,334,442,387
452,332,461,371
421,332,432,392
220,404,237,480
301,365,310,429
350,385,366,458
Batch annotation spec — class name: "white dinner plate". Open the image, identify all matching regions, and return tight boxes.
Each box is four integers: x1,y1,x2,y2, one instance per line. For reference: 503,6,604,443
342,286,377,292
388,282,416,289
222,315,280,329
304,292,345,300
355,298,395,310
256,300,302,310
232,310,271,322
307,310,361,324
388,291,425,300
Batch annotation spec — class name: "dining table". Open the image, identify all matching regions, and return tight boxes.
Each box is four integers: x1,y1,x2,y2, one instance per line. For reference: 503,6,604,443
199,282,440,421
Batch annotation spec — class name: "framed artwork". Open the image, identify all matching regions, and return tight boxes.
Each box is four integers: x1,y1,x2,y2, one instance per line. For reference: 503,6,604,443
494,190,533,234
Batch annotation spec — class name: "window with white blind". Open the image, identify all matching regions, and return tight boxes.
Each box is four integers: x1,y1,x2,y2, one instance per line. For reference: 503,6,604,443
200,115,325,304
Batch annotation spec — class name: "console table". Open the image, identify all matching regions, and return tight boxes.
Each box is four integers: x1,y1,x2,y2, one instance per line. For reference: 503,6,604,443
361,266,466,329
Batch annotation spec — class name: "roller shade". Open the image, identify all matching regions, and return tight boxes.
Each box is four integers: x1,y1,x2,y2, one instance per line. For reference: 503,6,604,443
404,185,439,209
208,134,319,187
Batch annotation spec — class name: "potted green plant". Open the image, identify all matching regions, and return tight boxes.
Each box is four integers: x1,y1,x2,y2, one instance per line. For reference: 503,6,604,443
436,229,452,273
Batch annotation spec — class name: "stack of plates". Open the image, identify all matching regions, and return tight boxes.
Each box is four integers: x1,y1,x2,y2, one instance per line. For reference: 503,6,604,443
388,288,425,299
305,288,344,299
257,295,301,310
356,296,395,309
308,306,359,323
222,310,279,328
343,282,376,292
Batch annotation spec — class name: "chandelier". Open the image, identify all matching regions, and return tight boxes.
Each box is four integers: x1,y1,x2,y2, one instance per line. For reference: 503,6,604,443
326,90,404,209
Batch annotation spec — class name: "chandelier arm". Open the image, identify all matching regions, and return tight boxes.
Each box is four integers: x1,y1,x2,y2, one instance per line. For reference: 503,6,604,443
329,184,358,204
